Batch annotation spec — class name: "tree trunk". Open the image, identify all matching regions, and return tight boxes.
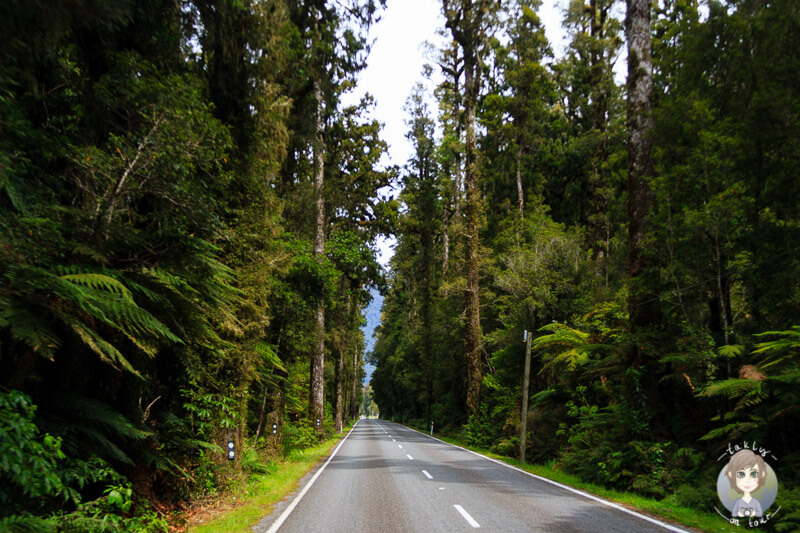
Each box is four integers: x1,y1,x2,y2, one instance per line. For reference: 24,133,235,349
422,175,436,428
463,43,482,418
516,146,524,219
453,63,463,225
625,0,659,335
351,347,359,419
334,292,351,433
442,209,450,273
310,79,326,434
445,0,485,419
334,344,344,432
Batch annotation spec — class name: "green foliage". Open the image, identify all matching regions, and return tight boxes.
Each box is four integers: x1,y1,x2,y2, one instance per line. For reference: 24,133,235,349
182,387,240,439
700,325,800,447
533,323,592,372
54,483,169,533
463,405,495,449
0,391,159,530
282,419,320,454
0,390,74,509
0,515,57,533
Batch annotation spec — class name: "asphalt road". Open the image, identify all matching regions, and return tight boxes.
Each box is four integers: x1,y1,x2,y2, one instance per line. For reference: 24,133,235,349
254,419,689,533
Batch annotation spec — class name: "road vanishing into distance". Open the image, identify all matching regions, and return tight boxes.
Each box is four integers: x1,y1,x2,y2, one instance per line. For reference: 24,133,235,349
254,420,689,533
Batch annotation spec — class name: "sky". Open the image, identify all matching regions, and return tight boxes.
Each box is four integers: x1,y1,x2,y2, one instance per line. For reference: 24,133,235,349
341,0,576,268
350,0,577,381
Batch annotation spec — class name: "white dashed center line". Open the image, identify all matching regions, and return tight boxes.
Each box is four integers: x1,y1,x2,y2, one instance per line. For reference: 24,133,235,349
406,454,414,460
422,470,433,479
454,505,480,528
398,444,403,449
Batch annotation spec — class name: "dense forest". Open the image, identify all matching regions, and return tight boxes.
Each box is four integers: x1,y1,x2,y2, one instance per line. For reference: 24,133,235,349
2,0,800,531
0,0,391,530
369,0,800,529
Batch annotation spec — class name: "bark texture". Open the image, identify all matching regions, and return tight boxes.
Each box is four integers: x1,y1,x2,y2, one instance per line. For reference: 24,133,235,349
625,0,658,332
463,52,482,417
310,80,326,433
444,0,487,417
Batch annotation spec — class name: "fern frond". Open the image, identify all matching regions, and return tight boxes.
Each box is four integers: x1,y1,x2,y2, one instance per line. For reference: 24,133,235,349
0,515,57,533
534,323,592,372
144,267,200,298
530,388,561,406
718,344,745,358
71,426,135,465
61,273,134,302
255,341,286,372
124,279,173,309
64,397,151,441
6,304,61,358
69,321,139,377
540,347,591,372
752,325,800,353
534,323,590,348
699,421,756,441
698,378,758,399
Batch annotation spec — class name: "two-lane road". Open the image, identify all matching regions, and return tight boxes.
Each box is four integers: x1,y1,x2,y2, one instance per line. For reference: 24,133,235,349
255,420,688,533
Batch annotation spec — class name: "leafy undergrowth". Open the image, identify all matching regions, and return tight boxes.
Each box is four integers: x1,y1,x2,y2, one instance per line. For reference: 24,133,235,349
404,425,739,533
186,422,354,533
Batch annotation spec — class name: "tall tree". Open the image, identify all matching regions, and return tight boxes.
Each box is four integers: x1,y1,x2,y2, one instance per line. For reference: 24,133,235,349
442,0,498,417
405,85,440,426
625,0,659,335
310,78,326,432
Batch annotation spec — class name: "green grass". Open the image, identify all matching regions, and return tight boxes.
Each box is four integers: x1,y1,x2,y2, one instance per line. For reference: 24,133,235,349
409,429,740,533
189,422,355,533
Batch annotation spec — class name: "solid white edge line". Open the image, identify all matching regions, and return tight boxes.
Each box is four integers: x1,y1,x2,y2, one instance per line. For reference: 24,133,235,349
398,423,688,533
454,504,480,528
265,420,360,533
422,469,433,479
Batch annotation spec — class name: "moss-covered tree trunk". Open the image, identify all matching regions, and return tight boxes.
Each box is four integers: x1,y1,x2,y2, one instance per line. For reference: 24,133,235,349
625,0,658,335
311,79,326,434
445,0,484,418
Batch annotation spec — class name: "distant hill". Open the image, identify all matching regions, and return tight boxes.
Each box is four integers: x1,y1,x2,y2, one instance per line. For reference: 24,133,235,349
360,287,383,384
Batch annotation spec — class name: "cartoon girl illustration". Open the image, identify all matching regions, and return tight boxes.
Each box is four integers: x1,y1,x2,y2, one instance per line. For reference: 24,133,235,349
725,449,766,518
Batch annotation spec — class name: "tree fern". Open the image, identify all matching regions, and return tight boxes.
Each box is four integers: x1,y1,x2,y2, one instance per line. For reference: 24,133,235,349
69,322,138,376
700,325,800,442
0,515,57,533
60,273,135,303
698,378,759,399
39,397,150,466
254,341,286,372
533,323,593,372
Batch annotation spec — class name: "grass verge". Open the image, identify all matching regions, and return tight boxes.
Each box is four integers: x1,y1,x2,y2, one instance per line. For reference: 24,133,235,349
408,428,737,533
188,422,355,533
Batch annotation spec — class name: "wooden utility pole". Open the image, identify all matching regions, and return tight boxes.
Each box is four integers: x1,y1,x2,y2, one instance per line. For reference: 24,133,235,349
519,329,532,464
